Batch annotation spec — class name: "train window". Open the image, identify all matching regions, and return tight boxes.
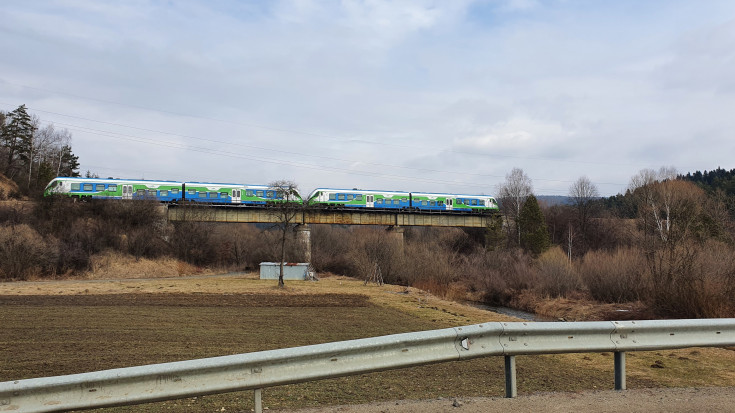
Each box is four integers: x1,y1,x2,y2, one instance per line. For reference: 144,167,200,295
346,194,353,201
338,194,345,201
189,189,196,195
71,183,81,191
478,200,485,206
199,192,207,198
256,190,264,197
83,184,93,191
329,193,336,200
209,192,218,198
95,184,105,191
430,201,436,206
421,200,427,206
376,198,383,204
266,191,274,198
356,194,363,201
137,189,146,196
472,199,478,205
160,190,168,196
171,188,179,194
148,190,156,196
402,198,407,203
109,185,117,192
221,192,228,197
246,190,253,196
438,201,444,206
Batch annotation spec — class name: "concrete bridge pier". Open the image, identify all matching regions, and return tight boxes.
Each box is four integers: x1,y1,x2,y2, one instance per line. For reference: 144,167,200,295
386,226,405,254
295,224,312,263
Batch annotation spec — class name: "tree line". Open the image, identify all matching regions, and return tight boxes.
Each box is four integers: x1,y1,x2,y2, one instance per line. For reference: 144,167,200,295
1,104,80,197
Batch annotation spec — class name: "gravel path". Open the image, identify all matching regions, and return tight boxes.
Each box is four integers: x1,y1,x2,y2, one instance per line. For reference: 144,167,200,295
278,387,735,413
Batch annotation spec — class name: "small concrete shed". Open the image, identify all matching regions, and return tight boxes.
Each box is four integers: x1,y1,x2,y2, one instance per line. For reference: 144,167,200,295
259,262,310,280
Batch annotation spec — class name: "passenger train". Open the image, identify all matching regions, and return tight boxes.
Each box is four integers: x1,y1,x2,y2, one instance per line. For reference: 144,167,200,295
43,177,498,212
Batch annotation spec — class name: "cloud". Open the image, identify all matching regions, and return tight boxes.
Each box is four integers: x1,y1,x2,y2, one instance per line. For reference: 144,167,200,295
3,1,735,196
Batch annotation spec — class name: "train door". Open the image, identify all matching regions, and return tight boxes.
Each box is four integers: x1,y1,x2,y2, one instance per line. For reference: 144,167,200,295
446,198,453,211
122,185,133,200
232,189,241,204
366,195,374,208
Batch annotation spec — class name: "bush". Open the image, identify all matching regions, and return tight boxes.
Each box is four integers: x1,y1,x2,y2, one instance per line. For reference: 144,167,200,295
580,247,647,303
348,227,403,283
0,224,58,280
648,241,735,318
312,225,355,274
535,247,580,298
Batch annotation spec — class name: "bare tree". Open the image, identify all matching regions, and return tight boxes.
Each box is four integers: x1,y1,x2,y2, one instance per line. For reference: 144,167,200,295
568,176,599,252
268,180,303,288
496,167,532,246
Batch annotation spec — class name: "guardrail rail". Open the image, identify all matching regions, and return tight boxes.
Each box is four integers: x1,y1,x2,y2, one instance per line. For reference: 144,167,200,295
2,319,735,412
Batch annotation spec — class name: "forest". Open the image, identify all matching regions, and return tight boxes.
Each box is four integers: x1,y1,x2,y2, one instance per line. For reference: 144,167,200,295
2,104,735,320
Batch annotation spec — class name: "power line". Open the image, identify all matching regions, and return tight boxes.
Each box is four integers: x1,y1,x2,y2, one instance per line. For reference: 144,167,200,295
12,103,628,189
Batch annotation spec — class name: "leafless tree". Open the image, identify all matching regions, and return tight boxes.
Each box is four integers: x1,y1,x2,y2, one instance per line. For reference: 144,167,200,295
496,167,532,246
268,180,303,288
568,176,599,250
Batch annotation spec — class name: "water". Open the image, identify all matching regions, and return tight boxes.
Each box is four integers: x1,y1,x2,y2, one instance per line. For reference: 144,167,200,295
462,301,556,322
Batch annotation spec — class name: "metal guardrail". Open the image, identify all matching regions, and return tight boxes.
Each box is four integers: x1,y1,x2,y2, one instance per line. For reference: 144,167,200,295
2,319,735,412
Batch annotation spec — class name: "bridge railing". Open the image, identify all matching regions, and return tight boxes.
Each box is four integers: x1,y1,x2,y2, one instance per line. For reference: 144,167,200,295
2,319,735,413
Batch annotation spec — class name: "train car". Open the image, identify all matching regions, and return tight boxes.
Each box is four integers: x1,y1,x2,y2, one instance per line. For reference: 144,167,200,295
410,192,498,212
44,177,304,206
308,188,411,209
43,177,184,201
182,182,303,205
307,188,498,212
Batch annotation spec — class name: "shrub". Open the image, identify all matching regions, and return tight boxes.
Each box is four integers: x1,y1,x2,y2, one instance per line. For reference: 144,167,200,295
535,247,580,298
312,225,355,274
0,224,58,280
348,227,403,284
580,247,647,303
647,241,735,318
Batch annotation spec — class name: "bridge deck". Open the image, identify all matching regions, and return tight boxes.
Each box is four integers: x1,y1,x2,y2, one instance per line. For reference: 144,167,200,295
166,205,494,228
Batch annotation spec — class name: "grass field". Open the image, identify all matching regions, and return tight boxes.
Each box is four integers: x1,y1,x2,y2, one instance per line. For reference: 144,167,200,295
2,273,735,412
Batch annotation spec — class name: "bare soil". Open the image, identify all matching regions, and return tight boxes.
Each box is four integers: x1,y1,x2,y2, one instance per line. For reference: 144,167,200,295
284,387,735,413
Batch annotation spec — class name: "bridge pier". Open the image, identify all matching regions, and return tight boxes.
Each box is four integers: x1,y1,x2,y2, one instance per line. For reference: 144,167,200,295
295,224,312,263
386,226,404,254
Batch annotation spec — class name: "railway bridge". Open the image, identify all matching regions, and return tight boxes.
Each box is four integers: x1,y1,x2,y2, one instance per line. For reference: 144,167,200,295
165,204,496,261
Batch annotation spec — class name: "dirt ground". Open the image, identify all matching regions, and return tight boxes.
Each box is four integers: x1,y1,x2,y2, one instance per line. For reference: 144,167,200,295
282,387,735,413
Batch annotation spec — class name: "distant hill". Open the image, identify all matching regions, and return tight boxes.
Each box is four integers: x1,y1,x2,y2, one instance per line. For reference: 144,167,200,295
536,195,572,206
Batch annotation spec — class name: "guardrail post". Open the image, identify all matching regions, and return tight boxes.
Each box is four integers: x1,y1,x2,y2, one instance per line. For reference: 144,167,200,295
254,388,263,413
504,355,517,398
614,351,626,390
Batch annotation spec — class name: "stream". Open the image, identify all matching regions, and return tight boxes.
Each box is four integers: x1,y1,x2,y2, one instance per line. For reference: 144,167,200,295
462,301,556,322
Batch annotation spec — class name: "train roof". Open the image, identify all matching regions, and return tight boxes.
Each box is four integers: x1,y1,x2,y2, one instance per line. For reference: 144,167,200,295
307,188,411,199
48,176,182,186
410,191,496,199
308,188,495,199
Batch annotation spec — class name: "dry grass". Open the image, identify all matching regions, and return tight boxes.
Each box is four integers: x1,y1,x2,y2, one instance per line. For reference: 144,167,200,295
82,250,212,279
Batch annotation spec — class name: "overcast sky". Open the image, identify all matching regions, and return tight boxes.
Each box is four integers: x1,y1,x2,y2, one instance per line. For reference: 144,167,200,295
2,0,735,197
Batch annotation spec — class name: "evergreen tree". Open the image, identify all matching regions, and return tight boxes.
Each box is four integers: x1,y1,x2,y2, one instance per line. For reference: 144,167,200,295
485,214,505,251
519,194,550,256
56,145,80,177
1,105,35,177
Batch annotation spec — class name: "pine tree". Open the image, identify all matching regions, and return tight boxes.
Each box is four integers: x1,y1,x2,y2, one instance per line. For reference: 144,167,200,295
57,145,80,177
2,105,35,177
519,194,550,256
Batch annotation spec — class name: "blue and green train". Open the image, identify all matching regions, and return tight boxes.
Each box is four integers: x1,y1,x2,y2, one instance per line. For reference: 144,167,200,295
44,177,498,212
